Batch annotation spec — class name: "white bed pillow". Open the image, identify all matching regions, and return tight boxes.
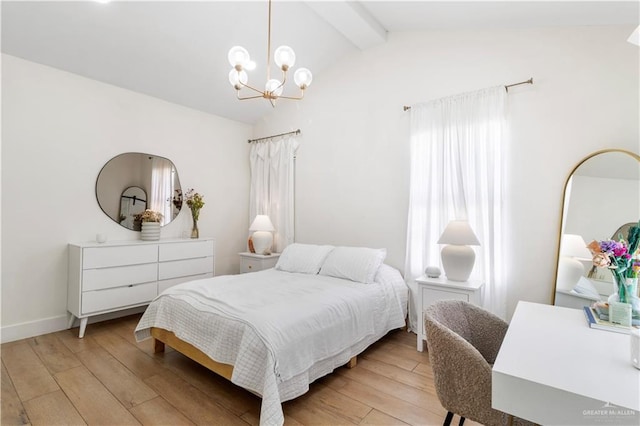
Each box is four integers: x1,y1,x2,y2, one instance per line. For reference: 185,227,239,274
275,243,335,274
319,246,387,284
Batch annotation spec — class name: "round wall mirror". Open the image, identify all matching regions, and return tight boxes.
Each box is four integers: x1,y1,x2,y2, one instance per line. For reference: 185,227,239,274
553,149,640,308
96,153,182,230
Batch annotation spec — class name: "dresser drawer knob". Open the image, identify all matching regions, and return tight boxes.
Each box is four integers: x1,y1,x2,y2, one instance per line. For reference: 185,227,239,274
248,265,252,269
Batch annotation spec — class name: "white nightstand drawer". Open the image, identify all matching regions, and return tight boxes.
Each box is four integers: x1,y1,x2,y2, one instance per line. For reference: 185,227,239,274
83,245,158,269
82,282,156,314
82,263,158,291
158,272,214,294
159,257,213,280
239,252,280,274
422,287,470,307
240,257,265,273
159,240,214,261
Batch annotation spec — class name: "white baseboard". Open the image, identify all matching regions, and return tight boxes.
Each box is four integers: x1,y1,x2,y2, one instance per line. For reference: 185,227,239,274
1,307,147,343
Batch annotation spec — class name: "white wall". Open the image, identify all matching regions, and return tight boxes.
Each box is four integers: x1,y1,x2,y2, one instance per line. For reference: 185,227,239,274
1,55,252,340
253,25,640,318
566,175,639,242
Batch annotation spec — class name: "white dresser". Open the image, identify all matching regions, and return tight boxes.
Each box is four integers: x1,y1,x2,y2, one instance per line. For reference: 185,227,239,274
68,238,215,337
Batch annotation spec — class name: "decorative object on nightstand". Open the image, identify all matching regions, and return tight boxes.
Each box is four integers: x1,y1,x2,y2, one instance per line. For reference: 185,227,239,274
425,266,441,278
437,220,480,282
249,215,275,255
415,275,484,352
137,209,163,241
185,189,205,239
239,252,280,273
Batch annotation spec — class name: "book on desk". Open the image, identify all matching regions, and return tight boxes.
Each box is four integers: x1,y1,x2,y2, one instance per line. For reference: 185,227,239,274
583,306,640,334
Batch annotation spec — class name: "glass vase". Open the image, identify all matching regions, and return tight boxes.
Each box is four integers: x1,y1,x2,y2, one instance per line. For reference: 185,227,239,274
191,217,199,239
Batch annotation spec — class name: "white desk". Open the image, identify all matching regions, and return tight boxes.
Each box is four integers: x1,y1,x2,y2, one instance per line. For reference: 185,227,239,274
492,302,639,425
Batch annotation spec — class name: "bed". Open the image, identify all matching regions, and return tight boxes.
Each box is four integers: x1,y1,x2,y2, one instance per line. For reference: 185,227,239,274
134,244,408,426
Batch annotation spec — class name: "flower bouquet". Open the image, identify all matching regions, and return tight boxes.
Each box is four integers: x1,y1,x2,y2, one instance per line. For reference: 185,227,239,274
185,189,205,238
587,221,640,312
134,209,164,223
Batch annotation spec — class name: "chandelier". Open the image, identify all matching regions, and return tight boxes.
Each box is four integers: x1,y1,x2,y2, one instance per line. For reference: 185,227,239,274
227,0,312,107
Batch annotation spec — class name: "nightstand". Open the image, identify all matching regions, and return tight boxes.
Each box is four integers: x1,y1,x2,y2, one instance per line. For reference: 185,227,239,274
415,275,484,352
239,252,280,274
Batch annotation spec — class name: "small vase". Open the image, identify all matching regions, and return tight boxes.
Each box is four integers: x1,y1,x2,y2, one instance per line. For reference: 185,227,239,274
140,221,161,241
191,216,199,239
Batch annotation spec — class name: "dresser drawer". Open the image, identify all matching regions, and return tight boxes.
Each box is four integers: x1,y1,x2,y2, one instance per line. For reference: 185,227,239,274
159,240,214,262
158,273,213,294
81,282,156,314
83,263,157,291
83,245,158,269
158,257,214,280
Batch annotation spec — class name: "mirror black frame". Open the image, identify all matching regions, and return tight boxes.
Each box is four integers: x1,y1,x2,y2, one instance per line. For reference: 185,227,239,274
95,152,182,231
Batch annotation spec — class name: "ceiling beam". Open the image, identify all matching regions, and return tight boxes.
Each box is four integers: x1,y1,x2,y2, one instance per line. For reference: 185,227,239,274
304,1,387,50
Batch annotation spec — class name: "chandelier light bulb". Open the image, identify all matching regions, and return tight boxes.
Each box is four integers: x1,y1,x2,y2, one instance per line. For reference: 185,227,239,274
265,79,284,97
228,69,248,89
294,68,313,90
274,46,296,71
245,60,257,71
228,46,250,69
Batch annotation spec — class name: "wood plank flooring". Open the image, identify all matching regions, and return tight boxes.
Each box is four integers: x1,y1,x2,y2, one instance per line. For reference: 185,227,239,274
1,314,481,426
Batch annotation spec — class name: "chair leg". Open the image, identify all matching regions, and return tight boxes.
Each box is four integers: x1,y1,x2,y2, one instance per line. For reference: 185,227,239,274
459,416,465,426
443,412,454,426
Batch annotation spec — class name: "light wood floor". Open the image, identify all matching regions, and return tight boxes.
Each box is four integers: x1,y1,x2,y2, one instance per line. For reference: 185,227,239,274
1,314,480,426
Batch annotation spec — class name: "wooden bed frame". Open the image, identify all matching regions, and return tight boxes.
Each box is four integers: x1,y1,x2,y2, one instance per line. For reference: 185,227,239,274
150,327,358,383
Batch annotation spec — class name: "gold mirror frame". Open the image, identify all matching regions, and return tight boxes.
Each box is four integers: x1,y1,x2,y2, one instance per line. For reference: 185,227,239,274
551,149,640,305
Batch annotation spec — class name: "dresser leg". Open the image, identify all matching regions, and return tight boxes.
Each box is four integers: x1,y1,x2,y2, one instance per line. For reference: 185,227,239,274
78,317,88,338
417,336,424,352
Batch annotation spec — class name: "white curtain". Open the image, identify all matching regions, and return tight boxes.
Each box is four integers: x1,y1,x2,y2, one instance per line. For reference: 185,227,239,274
404,86,508,330
249,135,299,252
150,157,173,226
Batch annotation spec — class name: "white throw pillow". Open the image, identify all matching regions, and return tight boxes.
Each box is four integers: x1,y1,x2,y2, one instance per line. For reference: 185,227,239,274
275,243,334,274
319,246,387,284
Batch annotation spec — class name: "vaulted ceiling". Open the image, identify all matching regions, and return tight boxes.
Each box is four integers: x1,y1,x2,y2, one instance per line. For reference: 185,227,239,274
2,1,638,124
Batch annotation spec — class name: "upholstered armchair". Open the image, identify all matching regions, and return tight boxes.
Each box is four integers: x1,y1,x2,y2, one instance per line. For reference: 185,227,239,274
424,300,530,426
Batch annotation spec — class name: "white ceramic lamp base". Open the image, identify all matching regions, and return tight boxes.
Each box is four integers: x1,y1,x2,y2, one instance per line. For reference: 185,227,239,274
441,244,475,282
252,231,273,255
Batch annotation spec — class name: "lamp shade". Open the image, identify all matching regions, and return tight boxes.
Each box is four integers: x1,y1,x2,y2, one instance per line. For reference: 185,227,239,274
560,234,591,259
437,220,480,246
249,215,275,232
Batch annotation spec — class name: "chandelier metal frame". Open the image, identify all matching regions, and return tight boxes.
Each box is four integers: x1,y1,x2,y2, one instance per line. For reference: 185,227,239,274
227,0,312,107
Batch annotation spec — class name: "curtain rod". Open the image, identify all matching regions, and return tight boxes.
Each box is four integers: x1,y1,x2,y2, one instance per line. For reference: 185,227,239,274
247,129,301,143
402,78,534,111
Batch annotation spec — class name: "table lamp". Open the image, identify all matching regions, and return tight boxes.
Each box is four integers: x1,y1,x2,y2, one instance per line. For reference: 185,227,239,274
437,220,480,282
558,234,591,289
249,215,275,255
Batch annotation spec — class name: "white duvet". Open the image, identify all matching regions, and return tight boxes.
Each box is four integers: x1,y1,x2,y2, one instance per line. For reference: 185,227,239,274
135,264,408,425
